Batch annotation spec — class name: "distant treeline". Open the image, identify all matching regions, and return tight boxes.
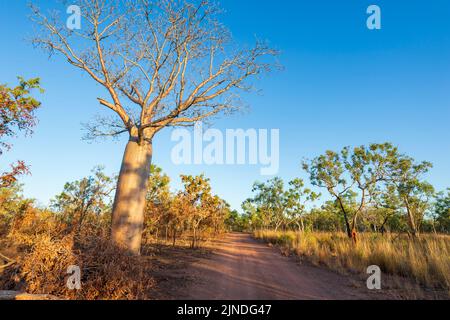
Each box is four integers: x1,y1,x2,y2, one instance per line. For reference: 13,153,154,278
230,143,450,239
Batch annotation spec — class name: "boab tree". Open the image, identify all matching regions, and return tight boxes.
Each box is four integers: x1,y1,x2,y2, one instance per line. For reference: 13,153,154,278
31,0,277,254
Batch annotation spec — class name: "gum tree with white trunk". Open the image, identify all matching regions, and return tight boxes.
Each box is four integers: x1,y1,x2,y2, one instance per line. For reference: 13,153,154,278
31,0,277,254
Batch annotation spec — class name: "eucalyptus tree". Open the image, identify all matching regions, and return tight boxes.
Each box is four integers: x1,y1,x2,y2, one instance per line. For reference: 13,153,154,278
143,165,172,241
385,156,434,237
31,0,277,253
284,178,320,232
51,167,115,232
368,184,402,234
433,189,450,233
250,178,286,231
146,165,171,204
245,177,318,232
303,150,355,239
303,143,399,242
241,199,262,230
179,174,215,248
342,143,399,240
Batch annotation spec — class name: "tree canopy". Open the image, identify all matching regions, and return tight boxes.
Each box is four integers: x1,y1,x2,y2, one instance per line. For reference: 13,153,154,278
0,77,43,188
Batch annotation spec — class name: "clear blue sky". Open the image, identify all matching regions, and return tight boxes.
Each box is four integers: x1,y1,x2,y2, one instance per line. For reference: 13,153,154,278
1,0,449,210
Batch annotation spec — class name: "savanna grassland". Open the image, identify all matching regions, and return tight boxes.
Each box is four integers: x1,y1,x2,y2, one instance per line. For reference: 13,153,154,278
254,230,450,297
1,75,450,299
1,0,450,302
236,143,450,298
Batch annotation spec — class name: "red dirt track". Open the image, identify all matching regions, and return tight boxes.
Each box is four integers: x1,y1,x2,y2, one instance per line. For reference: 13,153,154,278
179,233,386,300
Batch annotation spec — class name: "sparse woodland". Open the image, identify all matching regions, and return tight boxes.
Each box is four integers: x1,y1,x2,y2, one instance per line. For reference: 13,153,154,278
242,143,449,238
0,165,231,299
1,0,449,300
0,76,232,299
241,144,450,294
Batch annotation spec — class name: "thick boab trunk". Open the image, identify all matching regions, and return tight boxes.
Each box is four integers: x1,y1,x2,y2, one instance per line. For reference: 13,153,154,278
111,138,153,255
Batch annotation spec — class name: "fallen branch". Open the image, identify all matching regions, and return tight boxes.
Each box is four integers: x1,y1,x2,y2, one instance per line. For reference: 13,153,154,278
0,291,61,300
0,252,16,271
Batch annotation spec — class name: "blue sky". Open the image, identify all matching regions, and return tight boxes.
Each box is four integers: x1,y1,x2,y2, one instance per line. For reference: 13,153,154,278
1,0,449,210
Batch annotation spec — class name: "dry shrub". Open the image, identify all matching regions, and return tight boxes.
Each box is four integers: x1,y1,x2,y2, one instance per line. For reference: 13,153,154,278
1,233,155,300
20,235,77,296
1,209,155,300
0,235,74,293
7,206,63,247
73,234,155,300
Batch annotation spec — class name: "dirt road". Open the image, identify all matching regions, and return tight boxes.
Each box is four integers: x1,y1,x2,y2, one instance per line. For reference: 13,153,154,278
178,233,386,300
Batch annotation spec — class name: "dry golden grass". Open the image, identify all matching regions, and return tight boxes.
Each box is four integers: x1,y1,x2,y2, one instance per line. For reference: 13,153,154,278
254,230,450,292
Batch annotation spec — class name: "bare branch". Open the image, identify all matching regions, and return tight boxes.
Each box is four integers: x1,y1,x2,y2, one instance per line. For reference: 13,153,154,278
31,0,278,143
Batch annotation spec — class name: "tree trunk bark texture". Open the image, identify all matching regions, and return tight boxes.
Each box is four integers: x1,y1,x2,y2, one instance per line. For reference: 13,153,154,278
111,139,153,255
